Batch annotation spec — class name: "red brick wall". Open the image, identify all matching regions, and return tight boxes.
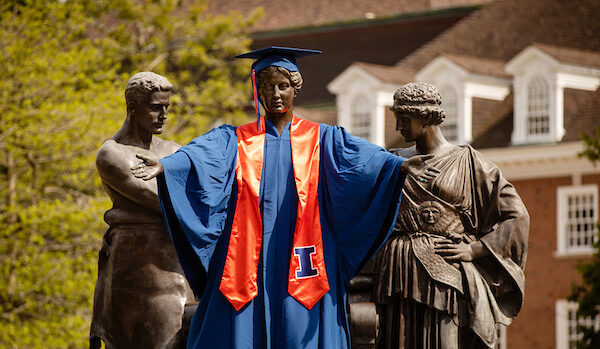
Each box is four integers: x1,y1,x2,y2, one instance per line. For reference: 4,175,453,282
507,175,600,349
584,174,600,185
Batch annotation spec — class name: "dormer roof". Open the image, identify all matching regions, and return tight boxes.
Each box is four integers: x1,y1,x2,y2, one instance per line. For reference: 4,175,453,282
439,53,509,78
533,43,600,69
327,62,415,94
505,43,600,75
352,62,415,85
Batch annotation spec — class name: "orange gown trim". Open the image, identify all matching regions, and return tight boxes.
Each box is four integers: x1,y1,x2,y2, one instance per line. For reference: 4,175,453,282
219,116,328,311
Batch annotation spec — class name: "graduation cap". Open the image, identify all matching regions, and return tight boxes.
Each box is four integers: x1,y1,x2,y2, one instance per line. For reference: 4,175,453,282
235,46,322,129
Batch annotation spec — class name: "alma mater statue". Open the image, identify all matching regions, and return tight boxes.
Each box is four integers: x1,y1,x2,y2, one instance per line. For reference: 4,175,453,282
90,72,194,349
374,82,529,349
132,47,438,348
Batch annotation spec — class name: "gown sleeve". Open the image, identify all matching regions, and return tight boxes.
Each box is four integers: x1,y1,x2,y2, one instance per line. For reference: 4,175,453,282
318,125,407,279
157,125,238,295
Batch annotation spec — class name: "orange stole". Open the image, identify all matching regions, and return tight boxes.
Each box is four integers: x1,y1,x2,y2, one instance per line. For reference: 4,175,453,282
219,116,329,311
287,117,329,309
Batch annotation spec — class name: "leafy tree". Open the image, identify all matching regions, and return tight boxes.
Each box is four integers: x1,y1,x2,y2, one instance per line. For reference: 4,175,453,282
0,0,259,347
92,0,262,143
570,126,600,349
579,126,600,166
0,2,123,347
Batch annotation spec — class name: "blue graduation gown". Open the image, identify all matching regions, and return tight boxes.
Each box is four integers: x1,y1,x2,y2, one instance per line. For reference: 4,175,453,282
157,120,406,349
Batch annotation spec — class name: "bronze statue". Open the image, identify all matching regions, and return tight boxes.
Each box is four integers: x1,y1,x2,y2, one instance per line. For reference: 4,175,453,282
374,82,529,349
90,72,195,349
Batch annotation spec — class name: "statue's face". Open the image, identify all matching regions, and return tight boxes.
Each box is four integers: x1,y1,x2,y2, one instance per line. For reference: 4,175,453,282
131,91,170,134
258,69,295,114
421,206,441,225
394,111,425,142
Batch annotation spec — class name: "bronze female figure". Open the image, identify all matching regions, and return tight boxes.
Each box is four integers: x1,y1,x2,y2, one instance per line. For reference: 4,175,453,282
374,82,529,349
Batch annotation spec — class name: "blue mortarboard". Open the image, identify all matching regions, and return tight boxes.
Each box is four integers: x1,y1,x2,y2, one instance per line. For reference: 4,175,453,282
236,46,322,129
236,46,322,73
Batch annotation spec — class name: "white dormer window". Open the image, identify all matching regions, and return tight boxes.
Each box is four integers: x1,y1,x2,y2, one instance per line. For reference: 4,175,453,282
526,76,550,138
351,94,371,139
439,85,459,143
415,54,511,146
506,44,600,145
328,64,390,146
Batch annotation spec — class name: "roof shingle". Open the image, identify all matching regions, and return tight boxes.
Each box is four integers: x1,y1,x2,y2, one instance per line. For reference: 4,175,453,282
354,62,416,84
440,53,509,78
397,0,600,71
206,0,490,32
532,43,600,69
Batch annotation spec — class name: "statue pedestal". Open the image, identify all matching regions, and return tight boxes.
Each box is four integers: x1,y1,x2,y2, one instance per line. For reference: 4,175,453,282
348,259,378,348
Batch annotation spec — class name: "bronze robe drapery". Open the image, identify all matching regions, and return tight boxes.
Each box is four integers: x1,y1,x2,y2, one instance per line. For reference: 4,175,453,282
374,146,529,349
90,208,195,349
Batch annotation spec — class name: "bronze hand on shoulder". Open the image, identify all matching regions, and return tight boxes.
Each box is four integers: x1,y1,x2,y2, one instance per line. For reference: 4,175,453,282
400,154,440,183
132,154,164,181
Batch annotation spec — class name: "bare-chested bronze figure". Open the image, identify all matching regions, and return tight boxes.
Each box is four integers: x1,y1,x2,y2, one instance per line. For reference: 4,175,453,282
90,72,194,349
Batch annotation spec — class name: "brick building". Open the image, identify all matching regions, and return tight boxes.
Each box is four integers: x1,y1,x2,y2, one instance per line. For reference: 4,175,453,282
327,1,600,348
211,0,600,348
208,0,486,108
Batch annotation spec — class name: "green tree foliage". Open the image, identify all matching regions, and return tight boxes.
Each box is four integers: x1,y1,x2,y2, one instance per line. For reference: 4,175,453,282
0,0,259,347
579,126,600,166
92,0,261,142
570,126,600,349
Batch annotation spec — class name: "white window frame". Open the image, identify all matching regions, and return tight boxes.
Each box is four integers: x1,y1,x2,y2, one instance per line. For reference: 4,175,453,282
511,67,559,145
439,85,459,144
507,45,600,146
328,65,384,145
350,93,372,140
415,56,510,146
526,75,551,140
556,185,599,256
556,300,600,349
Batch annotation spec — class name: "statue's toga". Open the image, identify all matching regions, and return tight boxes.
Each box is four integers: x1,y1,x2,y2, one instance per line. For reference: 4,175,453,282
374,82,529,349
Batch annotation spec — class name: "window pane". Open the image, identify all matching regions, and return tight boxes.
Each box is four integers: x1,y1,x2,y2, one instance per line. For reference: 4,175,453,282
559,186,599,253
527,76,550,138
439,86,458,143
351,95,371,139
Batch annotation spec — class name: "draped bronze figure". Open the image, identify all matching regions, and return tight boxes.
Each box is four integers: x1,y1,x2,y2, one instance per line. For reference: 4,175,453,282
374,82,529,349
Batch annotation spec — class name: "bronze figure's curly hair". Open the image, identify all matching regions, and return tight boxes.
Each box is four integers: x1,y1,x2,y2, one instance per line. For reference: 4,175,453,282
389,82,445,126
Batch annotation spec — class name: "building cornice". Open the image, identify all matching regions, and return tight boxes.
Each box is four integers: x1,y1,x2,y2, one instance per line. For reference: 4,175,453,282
480,141,599,181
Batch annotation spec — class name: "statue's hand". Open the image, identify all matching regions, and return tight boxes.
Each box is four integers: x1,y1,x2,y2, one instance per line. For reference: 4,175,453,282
434,241,474,262
434,240,488,262
132,154,164,181
401,154,439,183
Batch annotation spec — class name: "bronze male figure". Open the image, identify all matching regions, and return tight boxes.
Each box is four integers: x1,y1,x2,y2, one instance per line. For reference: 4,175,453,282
90,72,194,349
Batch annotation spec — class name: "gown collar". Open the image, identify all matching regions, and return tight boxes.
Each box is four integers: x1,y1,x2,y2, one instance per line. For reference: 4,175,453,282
264,118,292,137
